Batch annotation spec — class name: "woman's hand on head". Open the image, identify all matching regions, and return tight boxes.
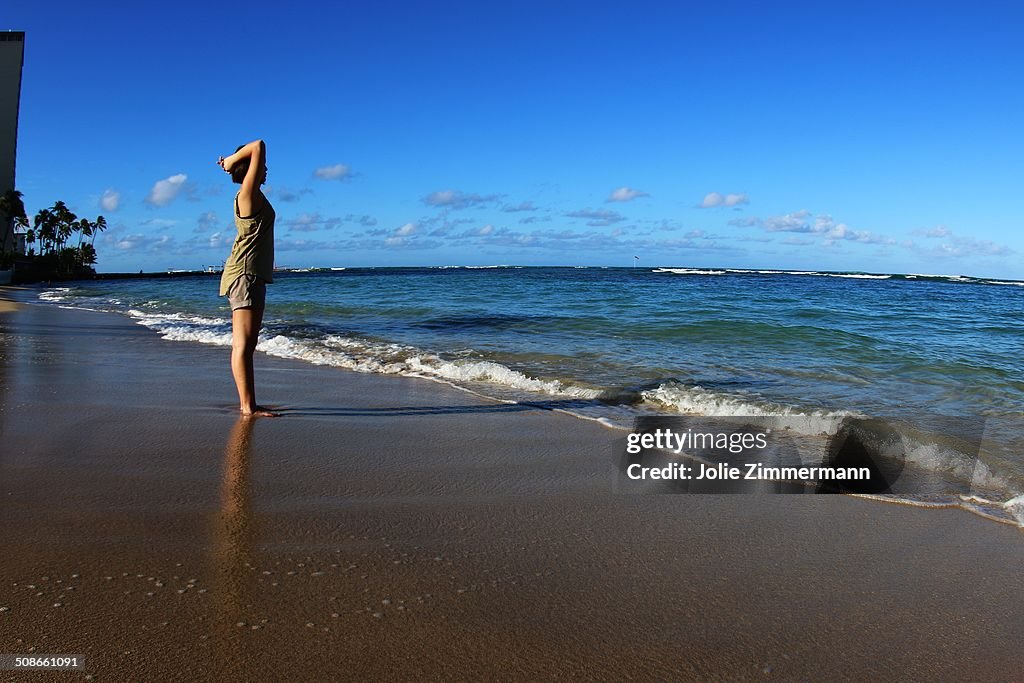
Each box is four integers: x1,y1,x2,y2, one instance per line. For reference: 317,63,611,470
217,155,233,173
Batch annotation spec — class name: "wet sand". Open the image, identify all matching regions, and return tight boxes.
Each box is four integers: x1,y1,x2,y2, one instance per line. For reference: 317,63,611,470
1,289,1022,681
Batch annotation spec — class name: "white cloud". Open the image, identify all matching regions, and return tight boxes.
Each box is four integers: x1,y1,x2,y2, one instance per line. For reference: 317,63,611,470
736,210,1014,262
100,189,120,212
565,208,626,226
423,190,499,209
139,218,178,229
381,222,438,249
904,226,1012,258
698,191,749,208
607,187,649,203
917,225,952,238
928,234,1013,258
207,232,232,249
760,210,809,232
112,233,173,251
424,190,458,206
699,192,725,208
464,225,742,255
502,201,537,213
195,211,218,233
274,186,313,202
345,214,378,226
384,224,413,246
282,213,344,232
740,209,907,249
455,224,496,238
313,164,352,180
288,213,321,231
145,174,187,206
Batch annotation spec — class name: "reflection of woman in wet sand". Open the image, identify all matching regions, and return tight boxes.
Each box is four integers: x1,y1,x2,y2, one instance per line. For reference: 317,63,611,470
217,140,276,417
212,416,257,678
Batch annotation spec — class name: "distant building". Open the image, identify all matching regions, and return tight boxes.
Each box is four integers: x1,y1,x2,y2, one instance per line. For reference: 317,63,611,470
1,31,25,254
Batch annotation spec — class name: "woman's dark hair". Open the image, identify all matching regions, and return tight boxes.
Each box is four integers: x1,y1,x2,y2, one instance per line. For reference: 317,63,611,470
230,144,249,184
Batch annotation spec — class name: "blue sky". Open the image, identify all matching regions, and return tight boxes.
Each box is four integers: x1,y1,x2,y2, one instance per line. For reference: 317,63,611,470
7,1,1023,277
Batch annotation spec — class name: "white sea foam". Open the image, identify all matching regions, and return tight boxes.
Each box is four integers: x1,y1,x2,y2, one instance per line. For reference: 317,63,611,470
126,309,233,346
161,327,234,345
405,356,601,397
901,440,1012,492
261,334,413,374
261,334,604,398
38,288,73,302
1002,494,1024,525
125,308,604,400
643,380,1024,523
653,268,727,275
642,269,1021,287
727,270,821,275
852,493,1023,527
901,442,968,477
640,382,850,435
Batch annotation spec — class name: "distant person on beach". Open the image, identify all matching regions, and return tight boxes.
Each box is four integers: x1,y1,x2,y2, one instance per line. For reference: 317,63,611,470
216,140,276,417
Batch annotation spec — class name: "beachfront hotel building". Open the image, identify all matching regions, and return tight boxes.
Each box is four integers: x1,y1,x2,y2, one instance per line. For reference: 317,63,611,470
0,31,25,254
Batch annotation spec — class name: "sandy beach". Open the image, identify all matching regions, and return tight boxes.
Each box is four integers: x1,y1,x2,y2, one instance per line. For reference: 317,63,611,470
1,287,1022,681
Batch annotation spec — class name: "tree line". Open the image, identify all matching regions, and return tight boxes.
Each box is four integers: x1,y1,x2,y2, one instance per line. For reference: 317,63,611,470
1,190,107,275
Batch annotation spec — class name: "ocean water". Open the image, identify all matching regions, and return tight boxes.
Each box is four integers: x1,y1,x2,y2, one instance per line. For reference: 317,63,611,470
38,267,1024,525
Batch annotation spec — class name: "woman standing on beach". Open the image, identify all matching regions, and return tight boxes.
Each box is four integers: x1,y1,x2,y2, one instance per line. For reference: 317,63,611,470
216,140,276,417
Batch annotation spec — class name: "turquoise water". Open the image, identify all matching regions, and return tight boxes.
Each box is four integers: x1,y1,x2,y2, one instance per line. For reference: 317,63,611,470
40,267,1024,523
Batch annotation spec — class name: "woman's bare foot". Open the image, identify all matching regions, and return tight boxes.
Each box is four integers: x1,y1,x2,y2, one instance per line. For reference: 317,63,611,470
241,405,278,417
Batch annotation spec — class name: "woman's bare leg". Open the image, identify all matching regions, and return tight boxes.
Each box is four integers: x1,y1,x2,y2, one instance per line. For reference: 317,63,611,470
231,305,275,416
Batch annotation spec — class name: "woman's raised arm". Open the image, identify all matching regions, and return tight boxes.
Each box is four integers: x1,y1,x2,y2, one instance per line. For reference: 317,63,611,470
217,140,266,215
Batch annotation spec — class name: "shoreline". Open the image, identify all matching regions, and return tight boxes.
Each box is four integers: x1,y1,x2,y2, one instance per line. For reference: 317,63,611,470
25,283,1024,529
1,291,1022,679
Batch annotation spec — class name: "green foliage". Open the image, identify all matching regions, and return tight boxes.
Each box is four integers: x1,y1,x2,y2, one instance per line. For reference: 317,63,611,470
1,190,30,266
2,190,106,276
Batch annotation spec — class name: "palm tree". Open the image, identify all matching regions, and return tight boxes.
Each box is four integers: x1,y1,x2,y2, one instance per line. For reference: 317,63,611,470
34,208,55,255
52,201,76,252
90,215,107,247
2,194,105,274
76,217,92,249
0,189,29,254
79,243,97,267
